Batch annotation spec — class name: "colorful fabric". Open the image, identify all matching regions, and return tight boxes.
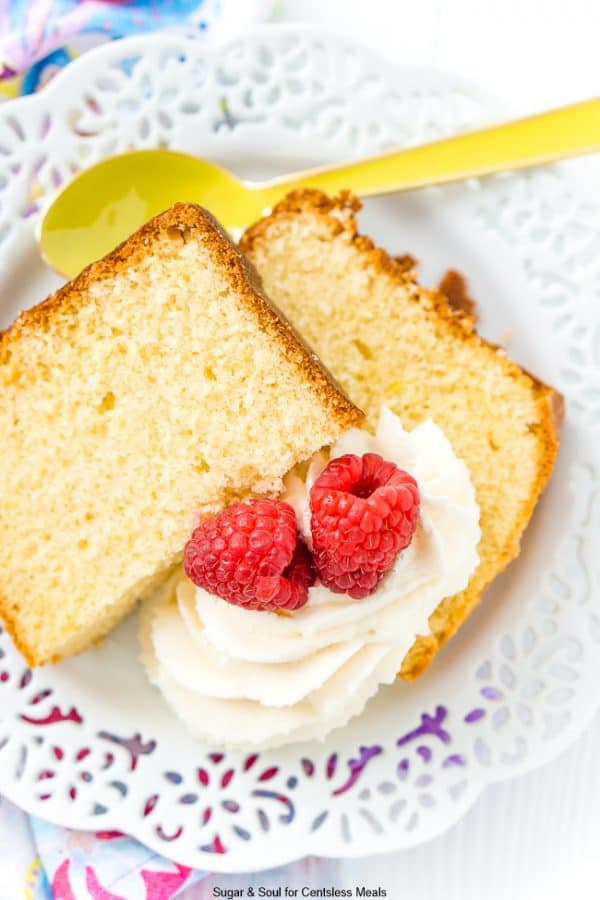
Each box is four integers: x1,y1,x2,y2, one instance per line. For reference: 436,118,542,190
0,0,273,100
0,795,205,898
0,6,274,895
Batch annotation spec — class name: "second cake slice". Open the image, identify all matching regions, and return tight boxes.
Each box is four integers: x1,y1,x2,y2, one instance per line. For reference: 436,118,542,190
241,190,562,679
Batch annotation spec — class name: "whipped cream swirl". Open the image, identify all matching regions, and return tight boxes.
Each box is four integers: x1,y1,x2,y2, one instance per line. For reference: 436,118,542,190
140,408,481,748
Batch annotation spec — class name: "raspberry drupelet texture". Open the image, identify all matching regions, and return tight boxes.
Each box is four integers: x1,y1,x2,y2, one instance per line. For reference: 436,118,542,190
310,453,420,599
184,499,315,611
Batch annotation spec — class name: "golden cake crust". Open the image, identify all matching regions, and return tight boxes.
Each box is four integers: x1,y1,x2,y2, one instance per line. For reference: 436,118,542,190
0,203,360,433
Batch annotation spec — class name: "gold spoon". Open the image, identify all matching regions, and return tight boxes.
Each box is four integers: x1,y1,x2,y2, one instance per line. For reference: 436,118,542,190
38,97,600,279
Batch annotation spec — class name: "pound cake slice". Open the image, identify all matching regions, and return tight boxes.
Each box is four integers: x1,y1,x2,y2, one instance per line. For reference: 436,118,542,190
0,203,361,666
240,190,562,679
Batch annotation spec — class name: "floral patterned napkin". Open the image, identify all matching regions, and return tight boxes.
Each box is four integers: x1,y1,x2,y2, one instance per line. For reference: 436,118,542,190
0,795,205,898
0,0,273,99
0,5,273,897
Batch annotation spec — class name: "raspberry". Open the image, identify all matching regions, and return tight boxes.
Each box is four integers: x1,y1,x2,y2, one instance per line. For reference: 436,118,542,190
183,499,315,611
310,453,420,599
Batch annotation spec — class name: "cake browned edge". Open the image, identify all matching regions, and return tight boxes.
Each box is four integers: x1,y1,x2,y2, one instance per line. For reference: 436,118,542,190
240,189,564,680
0,202,363,666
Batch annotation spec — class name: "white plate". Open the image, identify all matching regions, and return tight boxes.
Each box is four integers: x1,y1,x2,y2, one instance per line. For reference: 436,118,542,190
0,25,599,873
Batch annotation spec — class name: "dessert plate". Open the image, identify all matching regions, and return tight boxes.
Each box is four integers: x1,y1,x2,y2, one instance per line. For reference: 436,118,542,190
0,25,599,872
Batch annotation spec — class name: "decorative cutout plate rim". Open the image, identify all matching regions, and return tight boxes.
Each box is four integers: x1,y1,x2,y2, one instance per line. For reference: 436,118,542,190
0,25,599,872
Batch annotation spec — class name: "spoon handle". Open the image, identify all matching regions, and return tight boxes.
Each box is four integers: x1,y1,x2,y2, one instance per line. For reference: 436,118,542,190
258,97,600,202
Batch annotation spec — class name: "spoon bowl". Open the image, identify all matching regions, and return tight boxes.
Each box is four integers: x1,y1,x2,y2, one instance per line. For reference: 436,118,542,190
37,150,264,278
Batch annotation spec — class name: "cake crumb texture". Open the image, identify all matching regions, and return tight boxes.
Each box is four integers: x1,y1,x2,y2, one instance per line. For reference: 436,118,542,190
240,189,562,679
0,202,362,666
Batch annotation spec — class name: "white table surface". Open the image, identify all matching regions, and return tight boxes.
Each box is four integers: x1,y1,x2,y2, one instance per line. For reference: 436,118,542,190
195,2,600,898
